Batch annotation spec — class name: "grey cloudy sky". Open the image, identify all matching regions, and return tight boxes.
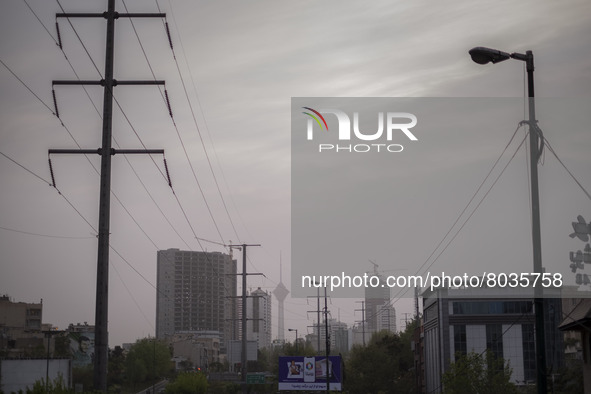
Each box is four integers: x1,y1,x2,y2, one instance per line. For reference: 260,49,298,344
1,0,590,346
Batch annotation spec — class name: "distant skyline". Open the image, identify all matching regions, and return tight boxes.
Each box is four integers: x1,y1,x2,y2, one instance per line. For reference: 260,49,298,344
1,0,590,346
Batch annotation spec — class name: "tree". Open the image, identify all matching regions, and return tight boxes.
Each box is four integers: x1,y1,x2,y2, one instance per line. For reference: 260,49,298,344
552,358,584,394
72,365,93,392
26,374,69,394
256,339,316,380
209,360,226,372
53,335,71,358
24,342,46,358
108,346,126,386
125,338,172,387
345,327,415,394
165,372,208,394
442,351,518,394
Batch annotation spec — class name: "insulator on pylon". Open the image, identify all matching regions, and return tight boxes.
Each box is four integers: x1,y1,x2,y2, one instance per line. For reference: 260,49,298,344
48,157,57,188
52,89,60,118
56,22,63,49
165,22,174,50
164,89,173,118
164,158,172,188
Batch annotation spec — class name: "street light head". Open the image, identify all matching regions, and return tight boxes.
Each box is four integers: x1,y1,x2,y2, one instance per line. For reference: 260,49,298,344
469,46,511,65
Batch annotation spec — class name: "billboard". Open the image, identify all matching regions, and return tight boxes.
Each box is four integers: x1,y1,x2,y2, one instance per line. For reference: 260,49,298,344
68,331,94,367
278,356,342,391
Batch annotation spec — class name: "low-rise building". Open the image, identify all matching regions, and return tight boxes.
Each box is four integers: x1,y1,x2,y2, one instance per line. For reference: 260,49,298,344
169,331,221,371
422,287,564,392
0,295,45,358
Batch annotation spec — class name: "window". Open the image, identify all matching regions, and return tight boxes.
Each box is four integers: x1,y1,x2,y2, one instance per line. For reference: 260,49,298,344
522,324,536,382
454,325,467,357
424,305,437,322
453,301,532,315
486,324,503,361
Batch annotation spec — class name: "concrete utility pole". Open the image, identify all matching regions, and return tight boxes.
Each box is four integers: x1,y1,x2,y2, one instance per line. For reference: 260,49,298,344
52,1,166,390
324,286,330,394
229,243,261,394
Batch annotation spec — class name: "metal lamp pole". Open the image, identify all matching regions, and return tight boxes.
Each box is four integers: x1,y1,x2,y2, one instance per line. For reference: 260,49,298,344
469,46,546,393
288,328,299,352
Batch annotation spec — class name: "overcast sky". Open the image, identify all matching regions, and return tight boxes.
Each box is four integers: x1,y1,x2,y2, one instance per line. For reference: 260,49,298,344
1,0,590,346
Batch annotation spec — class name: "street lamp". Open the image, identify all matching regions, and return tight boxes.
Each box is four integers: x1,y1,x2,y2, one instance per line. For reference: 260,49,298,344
469,46,546,394
288,328,299,352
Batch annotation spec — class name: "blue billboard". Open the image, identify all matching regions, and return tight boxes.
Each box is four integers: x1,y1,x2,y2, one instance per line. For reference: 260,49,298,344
278,355,342,391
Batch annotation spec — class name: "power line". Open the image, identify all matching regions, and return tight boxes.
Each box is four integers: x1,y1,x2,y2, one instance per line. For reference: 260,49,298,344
542,134,591,201
0,225,94,240
22,0,58,44
111,261,155,330
160,0,260,255
1,149,212,336
2,26,194,255
412,123,526,278
3,20,183,256
1,22,232,351
383,126,531,321
153,0,277,285
162,0,280,282
40,0,217,254
119,0,229,245
11,0,273,347
163,0,241,243
52,3,167,388
0,149,97,232
0,58,55,116
54,0,103,78
0,150,51,186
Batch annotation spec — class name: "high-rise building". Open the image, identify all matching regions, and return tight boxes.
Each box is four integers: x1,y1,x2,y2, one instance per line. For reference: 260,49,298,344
365,272,390,333
244,287,272,350
310,318,349,354
155,249,237,353
376,302,397,333
237,287,272,350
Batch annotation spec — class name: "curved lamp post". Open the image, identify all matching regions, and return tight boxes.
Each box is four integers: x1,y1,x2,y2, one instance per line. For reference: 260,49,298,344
469,46,546,394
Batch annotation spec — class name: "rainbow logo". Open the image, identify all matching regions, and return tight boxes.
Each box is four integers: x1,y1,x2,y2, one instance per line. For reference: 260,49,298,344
302,107,328,131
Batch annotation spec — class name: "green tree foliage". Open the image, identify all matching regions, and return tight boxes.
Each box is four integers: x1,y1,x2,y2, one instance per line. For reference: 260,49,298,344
24,343,46,358
282,340,316,357
345,327,415,394
72,365,93,392
53,335,71,358
207,381,240,394
256,340,316,378
552,358,584,394
442,351,518,394
125,338,172,387
108,346,125,386
209,361,226,372
165,372,208,394
26,374,69,394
